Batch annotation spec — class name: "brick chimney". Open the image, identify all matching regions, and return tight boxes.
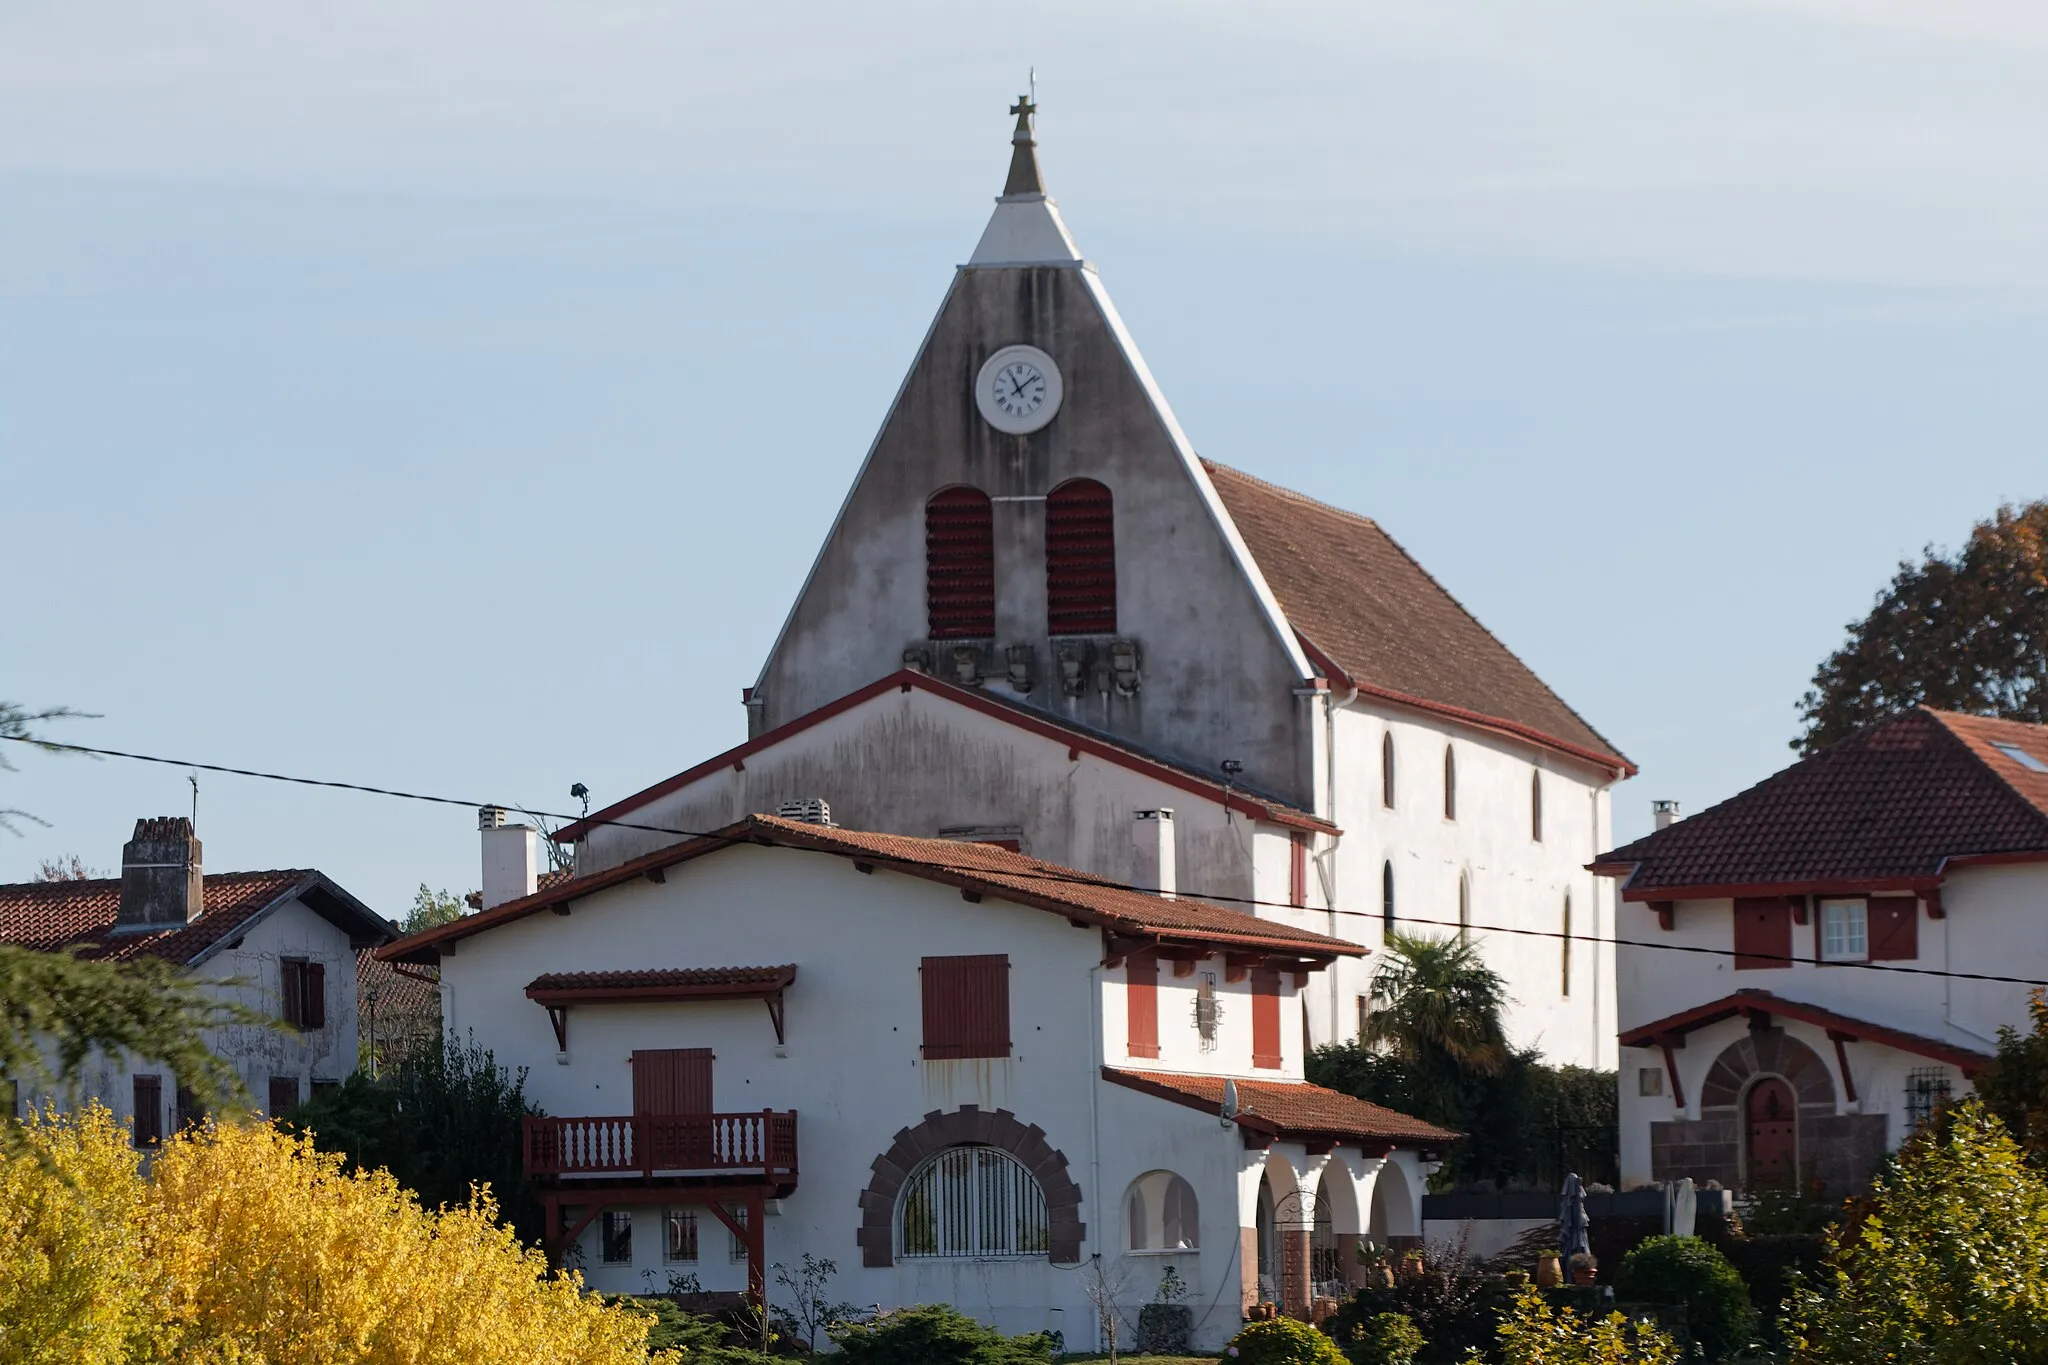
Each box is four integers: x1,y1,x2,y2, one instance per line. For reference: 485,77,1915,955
117,816,204,932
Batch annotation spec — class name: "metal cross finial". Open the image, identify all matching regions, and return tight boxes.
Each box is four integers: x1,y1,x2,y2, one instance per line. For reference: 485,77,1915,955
1010,93,1036,121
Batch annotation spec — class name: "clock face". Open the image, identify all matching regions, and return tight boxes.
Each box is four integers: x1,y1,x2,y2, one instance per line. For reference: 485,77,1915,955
974,344,1063,434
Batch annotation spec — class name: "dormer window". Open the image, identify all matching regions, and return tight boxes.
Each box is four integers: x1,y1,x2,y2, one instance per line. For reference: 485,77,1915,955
1046,479,1116,634
926,487,995,639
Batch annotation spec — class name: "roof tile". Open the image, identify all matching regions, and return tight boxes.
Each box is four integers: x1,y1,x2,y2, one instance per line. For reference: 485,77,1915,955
0,871,312,964
1104,1068,1460,1145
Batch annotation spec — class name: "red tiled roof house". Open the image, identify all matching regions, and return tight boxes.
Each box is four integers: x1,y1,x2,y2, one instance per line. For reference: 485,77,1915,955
1592,710,2048,1194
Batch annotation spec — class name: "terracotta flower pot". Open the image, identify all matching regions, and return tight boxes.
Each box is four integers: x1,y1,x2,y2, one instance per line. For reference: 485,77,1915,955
1572,1266,1597,1286
1536,1255,1562,1289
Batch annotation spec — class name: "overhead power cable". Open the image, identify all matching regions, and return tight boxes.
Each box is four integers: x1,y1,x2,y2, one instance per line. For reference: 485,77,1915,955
8,732,2045,987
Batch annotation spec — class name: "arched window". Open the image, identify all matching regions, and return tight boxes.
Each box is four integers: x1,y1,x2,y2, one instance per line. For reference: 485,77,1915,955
1561,893,1573,997
1046,479,1117,634
1381,861,1396,936
1381,733,1395,809
898,1146,1048,1259
925,487,994,639
1531,770,1543,843
1443,745,1457,821
1126,1170,1200,1251
1457,874,1471,941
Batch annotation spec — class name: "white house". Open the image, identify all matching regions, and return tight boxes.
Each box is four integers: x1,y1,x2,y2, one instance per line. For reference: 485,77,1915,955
1594,709,2048,1193
381,809,1456,1345
561,97,1634,1070
0,816,395,1134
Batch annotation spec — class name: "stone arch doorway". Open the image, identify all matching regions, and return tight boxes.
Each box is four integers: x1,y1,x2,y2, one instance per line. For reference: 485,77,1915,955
1745,1077,1798,1189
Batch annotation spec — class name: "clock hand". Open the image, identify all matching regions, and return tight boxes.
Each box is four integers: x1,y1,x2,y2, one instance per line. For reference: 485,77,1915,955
1009,374,1031,399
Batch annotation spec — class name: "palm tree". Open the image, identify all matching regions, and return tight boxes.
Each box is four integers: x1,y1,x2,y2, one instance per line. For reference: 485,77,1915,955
1363,932,1512,1078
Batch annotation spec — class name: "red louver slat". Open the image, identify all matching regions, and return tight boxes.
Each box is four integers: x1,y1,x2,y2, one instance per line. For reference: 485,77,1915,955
926,487,995,639
1046,479,1116,635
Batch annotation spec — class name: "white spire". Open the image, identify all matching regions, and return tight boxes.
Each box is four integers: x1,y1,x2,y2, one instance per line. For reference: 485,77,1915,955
967,93,1084,267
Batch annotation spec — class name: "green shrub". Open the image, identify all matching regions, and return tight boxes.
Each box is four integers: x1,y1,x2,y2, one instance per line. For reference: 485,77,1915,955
1613,1236,1756,1363
1325,1242,1505,1365
599,1297,750,1362
1223,1316,1346,1365
1494,1287,1681,1364
1345,1311,1423,1365
829,1304,1053,1365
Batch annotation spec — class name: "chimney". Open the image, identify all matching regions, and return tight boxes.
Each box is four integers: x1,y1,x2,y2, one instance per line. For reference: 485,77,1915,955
1133,808,1176,900
479,806,539,910
118,816,203,932
1652,800,1682,831
776,798,835,827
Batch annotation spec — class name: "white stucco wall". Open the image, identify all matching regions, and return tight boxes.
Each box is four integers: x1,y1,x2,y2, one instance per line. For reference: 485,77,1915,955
436,840,1413,1344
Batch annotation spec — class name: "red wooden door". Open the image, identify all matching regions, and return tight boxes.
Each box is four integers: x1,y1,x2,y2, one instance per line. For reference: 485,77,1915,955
633,1048,714,1170
1746,1078,1797,1188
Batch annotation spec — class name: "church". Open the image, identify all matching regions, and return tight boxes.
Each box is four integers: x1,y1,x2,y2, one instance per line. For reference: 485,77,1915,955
562,97,1634,1069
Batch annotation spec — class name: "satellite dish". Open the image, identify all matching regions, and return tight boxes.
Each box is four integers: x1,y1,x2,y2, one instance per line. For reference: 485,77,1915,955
1220,1078,1239,1127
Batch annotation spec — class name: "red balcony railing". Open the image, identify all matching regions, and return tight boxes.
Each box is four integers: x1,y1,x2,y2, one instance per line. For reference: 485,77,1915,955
522,1110,798,1181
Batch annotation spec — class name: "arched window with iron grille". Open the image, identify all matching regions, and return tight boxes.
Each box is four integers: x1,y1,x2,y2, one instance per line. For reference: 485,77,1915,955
1046,478,1117,635
897,1145,1049,1259
925,487,995,639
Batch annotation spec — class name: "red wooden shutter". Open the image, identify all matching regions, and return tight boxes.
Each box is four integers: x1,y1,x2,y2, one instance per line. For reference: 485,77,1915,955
632,1048,715,1115
1250,968,1282,1070
266,1075,298,1117
920,954,1011,1059
926,487,995,639
1288,833,1309,909
1869,898,1919,961
304,962,326,1028
133,1075,163,1146
1046,479,1117,634
1126,951,1160,1060
279,960,305,1027
1732,897,1793,970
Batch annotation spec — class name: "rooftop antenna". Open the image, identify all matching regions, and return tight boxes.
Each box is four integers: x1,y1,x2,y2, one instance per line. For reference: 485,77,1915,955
189,774,199,830
1029,66,1036,106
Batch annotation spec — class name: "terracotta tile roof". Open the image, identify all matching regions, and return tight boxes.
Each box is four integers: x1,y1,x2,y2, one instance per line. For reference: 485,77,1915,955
1594,709,2048,895
0,870,314,964
384,814,1366,964
357,950,440,1019
1619,989,1993,1073
1203,461,1630,774
1103,1068,1460,1147
464,868,574,912
525,965,796,1000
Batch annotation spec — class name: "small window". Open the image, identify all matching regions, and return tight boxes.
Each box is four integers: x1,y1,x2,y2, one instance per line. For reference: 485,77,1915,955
926,486,995,639
1381,861,1396,936
1638,1067,1665,1097
601,1210,634,1264
132,1075,164,1147
1531,770,1543,843
174,1085,203,1132
1443,745,1457,820
1992,742,2048,774
1381,732,1396,808
728,1204,750,1262
1193,974,1221,1052
921,955,1011,1059
267,1076,299,1116
1046,479,1117,635
1560,893,1572,997
899,1146,1049,1259
665,1209,699,1262
1905,1067,1953,1127
1820,899,1868,963
279,958,326,1030
1125,1170,1200,1251
1457,875,1471,941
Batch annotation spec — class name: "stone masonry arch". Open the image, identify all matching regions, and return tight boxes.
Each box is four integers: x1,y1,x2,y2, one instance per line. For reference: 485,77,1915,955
856,1104,1085,1267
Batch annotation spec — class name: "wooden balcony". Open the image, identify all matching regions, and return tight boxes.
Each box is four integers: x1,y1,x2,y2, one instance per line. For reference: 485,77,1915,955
522,1109,798,1194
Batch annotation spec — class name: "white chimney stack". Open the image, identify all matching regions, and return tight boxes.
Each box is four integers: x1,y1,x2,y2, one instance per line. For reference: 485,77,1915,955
1134,808,1175,900
1652,800,1682,831
479,806,540,909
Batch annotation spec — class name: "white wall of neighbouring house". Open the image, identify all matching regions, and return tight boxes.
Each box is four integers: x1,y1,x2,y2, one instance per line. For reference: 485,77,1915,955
434,840,1369,1340
42,896,362,1139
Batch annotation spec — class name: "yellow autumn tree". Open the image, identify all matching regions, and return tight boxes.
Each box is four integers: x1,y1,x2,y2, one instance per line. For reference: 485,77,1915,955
0,1104,671,1365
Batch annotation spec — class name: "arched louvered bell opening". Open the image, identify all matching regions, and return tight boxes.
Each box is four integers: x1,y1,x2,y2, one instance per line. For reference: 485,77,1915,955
926,486,995,639
1046,478,1116,635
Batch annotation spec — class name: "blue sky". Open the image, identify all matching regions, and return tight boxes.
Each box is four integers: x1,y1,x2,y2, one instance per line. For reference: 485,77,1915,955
5,1,2046,915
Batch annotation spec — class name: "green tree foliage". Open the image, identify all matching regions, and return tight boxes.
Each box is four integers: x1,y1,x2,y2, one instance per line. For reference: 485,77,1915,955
1492,1287,1681,1365
287,1031,544,1245
1785,1099,2048,1363
1363,933,1511,1082
829,1304,1053,1365
0,699,91,836
1612,1236,1755,1364
404,884,467,933
1327,1240,1501,1365
1795,499,2048,753
1221,1316,1347,1365
1345,1311,1423,1365
1974,986,2048,1169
